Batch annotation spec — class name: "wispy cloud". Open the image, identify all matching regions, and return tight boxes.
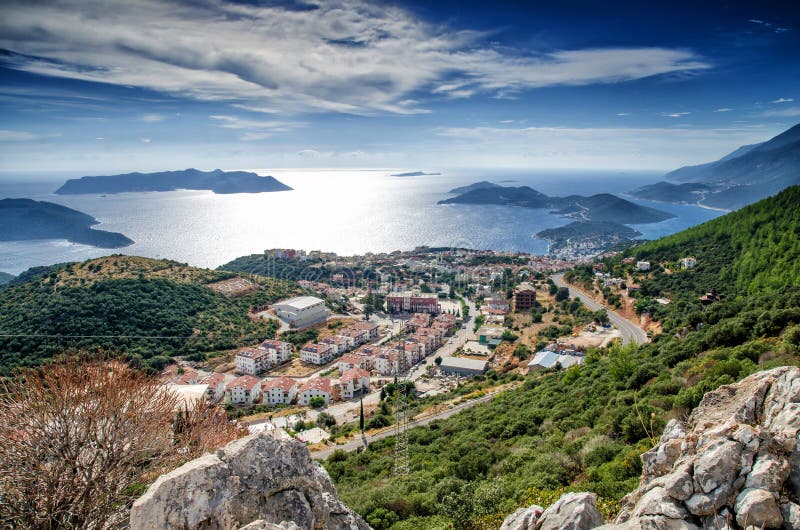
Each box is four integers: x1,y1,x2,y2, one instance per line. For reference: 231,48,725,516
140,138,151,143
0,0,711,116
0,130,58,141
616,112,631,116
661,112,691,118
140,113,165,122
714,108,732,112
759,106,800,118
770,97,794,104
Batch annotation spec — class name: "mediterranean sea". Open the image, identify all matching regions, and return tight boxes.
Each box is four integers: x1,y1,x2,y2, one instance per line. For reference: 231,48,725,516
0,168,723,275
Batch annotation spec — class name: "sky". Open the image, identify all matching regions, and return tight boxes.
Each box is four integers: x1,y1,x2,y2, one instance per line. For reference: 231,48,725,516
0,0,799,176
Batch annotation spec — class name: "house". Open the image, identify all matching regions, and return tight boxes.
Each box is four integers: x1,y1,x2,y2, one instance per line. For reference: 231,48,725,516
700,288,720,305
485,298,510,313
511,283,537,312
259,339,292,365
406,313,432,332
235,348,271,375
297,377,336,406
339,368,370,399
321,335,353,354
386,292,440,314
337,352,371,373
433,313,458,334
161,365,200,385
300,342,335,365
227,375,263,405
636,261,651,272
261,376,298,406
351,321,380,340
439,357,488,377
477,325,505,347
200,373,227,403
680,257,697,269
272,296,329,328
626,284,641,297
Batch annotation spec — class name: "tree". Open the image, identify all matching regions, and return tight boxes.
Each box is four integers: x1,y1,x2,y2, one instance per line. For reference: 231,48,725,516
0,355,240,529
316,412,336,428
359,398,365,433
555,287,570,302
309,396,326,408
434,356,443,366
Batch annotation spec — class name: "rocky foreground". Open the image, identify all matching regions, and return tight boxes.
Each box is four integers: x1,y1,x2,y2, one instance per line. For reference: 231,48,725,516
131,366,799,530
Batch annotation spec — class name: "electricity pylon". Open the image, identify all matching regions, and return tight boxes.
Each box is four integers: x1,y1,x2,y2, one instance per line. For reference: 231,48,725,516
393,373,410,476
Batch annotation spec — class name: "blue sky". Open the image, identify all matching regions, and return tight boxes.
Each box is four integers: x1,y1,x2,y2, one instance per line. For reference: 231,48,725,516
0,0,798,175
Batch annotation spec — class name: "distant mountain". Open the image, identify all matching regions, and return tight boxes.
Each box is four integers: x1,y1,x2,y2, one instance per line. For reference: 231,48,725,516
439,183,673,224
0,272,14,286
447,181,502,194
0,199,133,248
55,168,293,195
390,171,441,177
629,123,800,210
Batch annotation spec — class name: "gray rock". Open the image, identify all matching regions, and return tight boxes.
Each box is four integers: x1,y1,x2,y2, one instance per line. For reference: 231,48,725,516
596,516,700,529
734,488,783,529
692,439,742,494
745,454,790,492
130,432,369,530
536,492,603,530
499,505,543,530
633,487,688,519
664,462,694,501
780,502,800,530
685,482,733,516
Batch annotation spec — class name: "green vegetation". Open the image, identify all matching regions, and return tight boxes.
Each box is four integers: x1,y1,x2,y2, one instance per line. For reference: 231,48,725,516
326,187,800,529
0,256,302,374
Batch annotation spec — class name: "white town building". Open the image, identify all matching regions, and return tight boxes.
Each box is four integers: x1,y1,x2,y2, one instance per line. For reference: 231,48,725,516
272,296,329,328
261,376,298,406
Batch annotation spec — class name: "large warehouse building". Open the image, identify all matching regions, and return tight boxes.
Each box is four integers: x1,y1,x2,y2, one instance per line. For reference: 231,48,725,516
439,357,488,377
272,296,329,328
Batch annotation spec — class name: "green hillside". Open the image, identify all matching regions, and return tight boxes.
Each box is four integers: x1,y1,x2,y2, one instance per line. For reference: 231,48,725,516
0,255,302,374
326,187,800,530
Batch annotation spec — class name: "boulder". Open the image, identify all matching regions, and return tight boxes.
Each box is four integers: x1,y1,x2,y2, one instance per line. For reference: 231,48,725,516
536,492,604,530
499,505,543,530
130,432,369,530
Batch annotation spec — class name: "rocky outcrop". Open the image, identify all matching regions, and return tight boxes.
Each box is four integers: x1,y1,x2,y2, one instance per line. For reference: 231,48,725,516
499,493,603,530
501,366,800,530
129,432,369,530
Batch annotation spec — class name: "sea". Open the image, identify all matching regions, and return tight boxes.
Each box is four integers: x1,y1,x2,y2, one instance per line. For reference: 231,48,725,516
0,168,724,275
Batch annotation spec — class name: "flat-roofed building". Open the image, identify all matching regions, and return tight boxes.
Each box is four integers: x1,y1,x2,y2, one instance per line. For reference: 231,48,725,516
439,357,488,377
272,296,329,328
386,292,440,314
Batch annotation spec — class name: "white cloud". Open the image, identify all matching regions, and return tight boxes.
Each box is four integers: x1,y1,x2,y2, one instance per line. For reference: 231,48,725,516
770,97,794,104
140,113,165,122
714,108,732,112
759,106,800,118
616,112,631,116
661,112,691,118
0,130,57,141
240,132,271,141
0,0,711,116
140,137,151,143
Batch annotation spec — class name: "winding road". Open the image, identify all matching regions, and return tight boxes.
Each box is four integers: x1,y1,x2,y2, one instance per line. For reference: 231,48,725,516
551,273,648,345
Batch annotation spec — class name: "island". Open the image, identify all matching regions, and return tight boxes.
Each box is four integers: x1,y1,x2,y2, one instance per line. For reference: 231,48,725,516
55,168,293,195
439,181,674,258
628,122,800,210
0,199,134,248
390,171,442,177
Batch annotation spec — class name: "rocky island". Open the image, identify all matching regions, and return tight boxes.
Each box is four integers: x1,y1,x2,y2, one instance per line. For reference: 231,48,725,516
389,170,441,177
55,168,293,195
0,198,134,248
439,181,674,257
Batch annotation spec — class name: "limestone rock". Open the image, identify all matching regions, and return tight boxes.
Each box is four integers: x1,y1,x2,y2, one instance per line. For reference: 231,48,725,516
130,432,369,530
734,488,783,529
780,502,800,530
536,492,603,530
499,505,543,530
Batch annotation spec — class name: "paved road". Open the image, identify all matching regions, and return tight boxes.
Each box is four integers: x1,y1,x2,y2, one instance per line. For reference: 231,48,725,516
551,273,648,346
311,388,502,460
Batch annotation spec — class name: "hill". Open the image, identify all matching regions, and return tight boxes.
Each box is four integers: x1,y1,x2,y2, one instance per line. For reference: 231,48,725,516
0,255,303,374
0,272,14,285
55,168,293,195
0,198,134,248
326,188,800,530
629,123,800,210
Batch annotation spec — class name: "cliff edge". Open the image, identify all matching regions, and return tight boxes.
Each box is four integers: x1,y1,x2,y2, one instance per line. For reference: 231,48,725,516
502,366,800,530
129,432,369,530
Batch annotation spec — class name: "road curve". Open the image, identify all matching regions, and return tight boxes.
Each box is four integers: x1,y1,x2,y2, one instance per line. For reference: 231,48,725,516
551,273,648,346
311,389,502,461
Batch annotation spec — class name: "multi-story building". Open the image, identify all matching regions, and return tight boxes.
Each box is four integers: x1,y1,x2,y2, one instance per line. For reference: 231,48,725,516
339,368,370,399
235,348,271,375
511,283,537,313
297,377,336,406
261,376,298,406
259,339,292,365
201,373,227,403
227,375,262,405
300,342,335,365
386,292,440,314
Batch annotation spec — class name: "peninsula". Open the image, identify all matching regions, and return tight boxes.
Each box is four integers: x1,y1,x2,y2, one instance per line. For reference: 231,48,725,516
55,168,293,195
0,198,134,248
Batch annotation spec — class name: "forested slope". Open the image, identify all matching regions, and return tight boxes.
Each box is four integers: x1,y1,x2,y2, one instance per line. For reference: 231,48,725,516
0,255,302,374
326,187,800,530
